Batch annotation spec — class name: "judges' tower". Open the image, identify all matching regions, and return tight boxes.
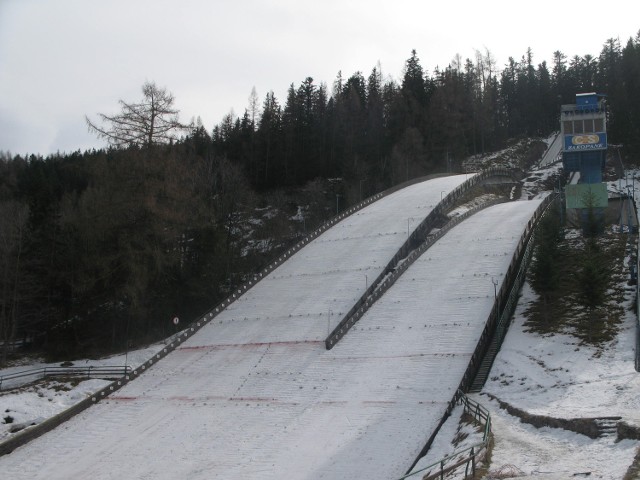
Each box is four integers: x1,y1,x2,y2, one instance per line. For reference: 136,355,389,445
561,92,608,230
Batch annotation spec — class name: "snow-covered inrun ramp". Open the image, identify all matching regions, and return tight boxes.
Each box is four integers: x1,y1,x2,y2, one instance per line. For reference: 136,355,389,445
0,177,543,480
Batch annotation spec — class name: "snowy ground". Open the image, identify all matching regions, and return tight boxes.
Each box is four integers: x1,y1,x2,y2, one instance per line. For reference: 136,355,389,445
0,343,165,441
2,150,638,479
420,159,640,479
0,176,543,480
478,278,640,479
407,156,640,479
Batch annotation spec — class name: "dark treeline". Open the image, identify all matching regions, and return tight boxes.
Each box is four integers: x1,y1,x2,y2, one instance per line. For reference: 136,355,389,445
213,35,640,194
0,145,259,361
1,33,639,362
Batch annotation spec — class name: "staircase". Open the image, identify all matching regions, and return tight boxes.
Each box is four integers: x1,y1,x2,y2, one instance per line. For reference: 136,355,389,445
594,417,620,438
468,336,500,393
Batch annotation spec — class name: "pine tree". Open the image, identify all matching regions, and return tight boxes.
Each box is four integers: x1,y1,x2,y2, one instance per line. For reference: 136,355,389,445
618,36,640,148
257,91,282,188
529,210,562,327
577,238,610,342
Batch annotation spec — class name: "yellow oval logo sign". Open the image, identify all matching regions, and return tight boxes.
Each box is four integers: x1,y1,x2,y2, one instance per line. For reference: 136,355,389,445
572,134,599,145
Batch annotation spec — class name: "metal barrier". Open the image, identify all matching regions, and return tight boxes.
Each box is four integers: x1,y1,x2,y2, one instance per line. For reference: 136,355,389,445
468,198,559,392
398,391,492,480
636,210,640,372
0,172,463,456
325,198,506,349
402,193,556,476
0,365,131,391
326,168,520,349
455,193,558,395
0,168,521,457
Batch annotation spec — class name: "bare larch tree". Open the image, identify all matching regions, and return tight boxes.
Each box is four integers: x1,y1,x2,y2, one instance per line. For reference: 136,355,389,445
86,81,190,149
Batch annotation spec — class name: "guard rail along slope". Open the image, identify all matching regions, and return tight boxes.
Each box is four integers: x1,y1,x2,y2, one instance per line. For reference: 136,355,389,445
0,366,131,392
325,197,506,349
0,168,518,456
470,194,561,392
326,167,520,349
0,171,475,455
405,192,557,475
636,219,640,372
398,391,492,480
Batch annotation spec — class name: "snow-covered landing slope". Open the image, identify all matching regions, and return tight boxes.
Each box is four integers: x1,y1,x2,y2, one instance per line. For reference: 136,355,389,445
190,175,469,346
0,179,541,480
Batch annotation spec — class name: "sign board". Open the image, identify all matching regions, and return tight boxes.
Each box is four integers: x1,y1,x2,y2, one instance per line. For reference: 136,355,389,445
565,183,609,209
564,133,607,151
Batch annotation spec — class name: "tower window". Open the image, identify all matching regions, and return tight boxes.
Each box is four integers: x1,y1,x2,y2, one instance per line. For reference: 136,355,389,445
563,121,574,134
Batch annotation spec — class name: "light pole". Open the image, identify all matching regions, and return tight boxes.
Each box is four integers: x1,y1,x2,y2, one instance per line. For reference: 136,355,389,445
365,274,368,290
336,194,341,216
492,277,499,320
406,156,409,182
124,316,130,377
360,179,366,202
407,217,415,238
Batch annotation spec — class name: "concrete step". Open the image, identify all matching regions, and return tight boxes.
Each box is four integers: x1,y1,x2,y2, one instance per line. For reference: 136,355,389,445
594,417,621,438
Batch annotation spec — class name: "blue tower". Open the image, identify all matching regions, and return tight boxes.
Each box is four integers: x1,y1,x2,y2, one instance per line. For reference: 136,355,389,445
561,93,608,228
561,93,607,181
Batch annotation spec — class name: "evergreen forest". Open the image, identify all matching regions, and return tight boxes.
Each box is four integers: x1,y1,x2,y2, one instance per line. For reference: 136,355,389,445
1,33,640,362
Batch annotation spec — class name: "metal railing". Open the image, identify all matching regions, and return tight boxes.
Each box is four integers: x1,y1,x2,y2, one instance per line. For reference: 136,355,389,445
456,192,558,395
0,173,463,456
0,168,521,458
401,192,556,477
0,365,131,391
636,204,640,373
326,167,520,349
398,391,492,480
325,198,506,349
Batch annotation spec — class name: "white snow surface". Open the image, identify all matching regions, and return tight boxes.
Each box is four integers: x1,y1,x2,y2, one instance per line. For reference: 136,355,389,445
0,176,546,480
539,132,562,167
0,344,166,440
478,279,640,479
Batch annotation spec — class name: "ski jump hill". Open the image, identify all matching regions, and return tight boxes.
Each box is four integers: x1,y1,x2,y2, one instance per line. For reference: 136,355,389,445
0,172,550,480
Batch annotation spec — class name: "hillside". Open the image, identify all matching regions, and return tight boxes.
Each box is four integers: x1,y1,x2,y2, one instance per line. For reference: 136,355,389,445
1,138,639,479
411,147,640,479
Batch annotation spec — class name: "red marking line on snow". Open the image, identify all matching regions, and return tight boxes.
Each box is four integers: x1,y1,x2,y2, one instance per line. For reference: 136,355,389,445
333,352,468,361
165,395,228,403
177,340,324,350
110,396,138,402
229,396,300,406
168,396,195,402
229,396,276,402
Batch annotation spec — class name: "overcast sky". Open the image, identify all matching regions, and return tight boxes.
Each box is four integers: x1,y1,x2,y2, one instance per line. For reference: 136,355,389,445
1,0,638,156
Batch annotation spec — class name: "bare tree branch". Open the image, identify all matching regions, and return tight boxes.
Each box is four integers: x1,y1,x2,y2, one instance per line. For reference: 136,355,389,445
86,81,192,149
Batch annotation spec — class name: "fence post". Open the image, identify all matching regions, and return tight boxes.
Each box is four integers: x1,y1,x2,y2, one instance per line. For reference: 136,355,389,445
471,446,476,477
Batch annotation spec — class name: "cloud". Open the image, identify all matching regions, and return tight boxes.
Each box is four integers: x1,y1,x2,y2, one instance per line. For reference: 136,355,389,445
1,0,639,155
